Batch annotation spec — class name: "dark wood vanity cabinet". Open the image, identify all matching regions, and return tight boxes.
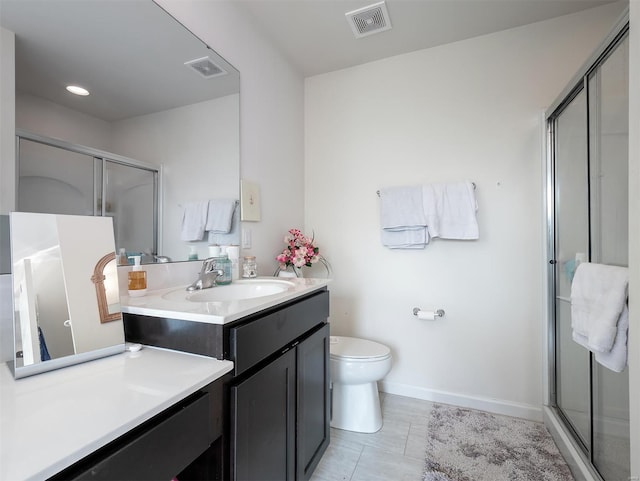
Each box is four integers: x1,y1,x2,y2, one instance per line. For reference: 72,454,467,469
230,322,330,481
124,288,331,481
50,374,230,481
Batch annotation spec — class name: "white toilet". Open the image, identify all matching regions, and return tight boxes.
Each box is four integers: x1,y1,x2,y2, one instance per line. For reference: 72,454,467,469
329,336,392,433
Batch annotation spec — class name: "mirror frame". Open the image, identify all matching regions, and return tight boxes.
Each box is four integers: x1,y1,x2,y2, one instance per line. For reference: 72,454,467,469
91,252,121,324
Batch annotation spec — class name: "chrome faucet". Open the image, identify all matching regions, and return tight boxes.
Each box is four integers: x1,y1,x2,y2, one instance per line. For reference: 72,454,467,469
186,257,224,291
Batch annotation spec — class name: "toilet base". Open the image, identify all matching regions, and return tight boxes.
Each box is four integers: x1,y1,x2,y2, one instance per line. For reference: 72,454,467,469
331,381,382,433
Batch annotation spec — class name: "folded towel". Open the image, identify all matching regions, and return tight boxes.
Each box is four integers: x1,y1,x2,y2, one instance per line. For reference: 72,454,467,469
208,205,240,245
570,262,628,353
573,303,628,372
205,199,237,234
381,227,428,249
379,186,426,231
423,181,478,240
180,201,209,241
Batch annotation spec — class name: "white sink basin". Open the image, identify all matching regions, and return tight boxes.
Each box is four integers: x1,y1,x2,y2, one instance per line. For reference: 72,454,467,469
161,279,296,303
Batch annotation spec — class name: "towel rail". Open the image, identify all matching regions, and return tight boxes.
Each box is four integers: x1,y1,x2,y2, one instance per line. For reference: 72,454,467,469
376,182,476,197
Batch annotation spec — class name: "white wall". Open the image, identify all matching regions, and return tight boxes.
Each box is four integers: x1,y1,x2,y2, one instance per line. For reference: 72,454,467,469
627,1,639,477
305,3,626,420
16,93,113,151
157,0,305,274
111,94,240,261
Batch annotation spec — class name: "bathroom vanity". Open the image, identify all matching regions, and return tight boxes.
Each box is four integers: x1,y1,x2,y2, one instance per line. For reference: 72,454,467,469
122,277,331,481
0,347,234,480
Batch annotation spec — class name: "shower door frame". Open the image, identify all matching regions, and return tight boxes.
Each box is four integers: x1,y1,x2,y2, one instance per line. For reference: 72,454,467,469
545,11,629,481
15,129,161,256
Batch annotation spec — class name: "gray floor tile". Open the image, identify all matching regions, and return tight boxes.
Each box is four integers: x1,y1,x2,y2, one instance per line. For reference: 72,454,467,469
350,446,425,481
309,442,362,481
331,417,411,455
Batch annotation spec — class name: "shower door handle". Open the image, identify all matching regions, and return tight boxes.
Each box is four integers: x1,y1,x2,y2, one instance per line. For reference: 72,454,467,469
549,260,557,264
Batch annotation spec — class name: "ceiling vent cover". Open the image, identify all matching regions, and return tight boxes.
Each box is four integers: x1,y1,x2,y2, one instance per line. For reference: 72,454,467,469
184,56,227,79
345,1,392,39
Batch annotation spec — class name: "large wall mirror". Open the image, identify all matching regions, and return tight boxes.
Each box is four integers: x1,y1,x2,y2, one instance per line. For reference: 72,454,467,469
9,212,125,379
0,0,240,262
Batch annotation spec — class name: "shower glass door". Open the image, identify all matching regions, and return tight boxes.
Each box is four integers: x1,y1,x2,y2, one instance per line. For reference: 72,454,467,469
588,33,629,481
551,86,591,450
16,134,159,257
548,24,629,481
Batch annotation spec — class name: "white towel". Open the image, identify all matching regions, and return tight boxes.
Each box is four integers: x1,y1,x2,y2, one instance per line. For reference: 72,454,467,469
570,262,628,353
180,201,209,241
573,303,628,372
381,227,428,249
205,199,237,234
208,205,240,245
379,186,426,231
423,181,478,240
379,186,427,249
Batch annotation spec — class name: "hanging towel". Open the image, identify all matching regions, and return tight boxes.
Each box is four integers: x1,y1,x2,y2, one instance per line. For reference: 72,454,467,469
379,186,426,231
379,186,427,249
180,201,209,241
208,205,240,245
573,303,628,372
206,199,237,234
423,181,479,240
570,262,628,353
381,228,428,249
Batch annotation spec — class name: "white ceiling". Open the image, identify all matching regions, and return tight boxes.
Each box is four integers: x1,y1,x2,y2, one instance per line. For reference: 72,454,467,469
0,0,239,122
237,0,618,77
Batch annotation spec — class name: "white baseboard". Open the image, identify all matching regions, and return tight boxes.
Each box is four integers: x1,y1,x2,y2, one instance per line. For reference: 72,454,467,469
379,381,543,422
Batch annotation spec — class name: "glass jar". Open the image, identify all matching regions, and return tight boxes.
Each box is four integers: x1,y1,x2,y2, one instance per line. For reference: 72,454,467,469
242,256,257,278
214,254,232,285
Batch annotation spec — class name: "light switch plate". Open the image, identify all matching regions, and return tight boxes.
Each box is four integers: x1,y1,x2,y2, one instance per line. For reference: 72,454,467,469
240,180,261,222
242,228,252,249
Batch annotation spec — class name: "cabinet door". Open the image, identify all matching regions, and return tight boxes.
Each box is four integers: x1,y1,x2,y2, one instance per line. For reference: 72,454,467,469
231,349,296,481
297,323,330,481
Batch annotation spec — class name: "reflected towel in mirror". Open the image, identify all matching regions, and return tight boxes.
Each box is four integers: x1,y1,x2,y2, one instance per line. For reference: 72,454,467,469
206,199,237,234
181,201,209,241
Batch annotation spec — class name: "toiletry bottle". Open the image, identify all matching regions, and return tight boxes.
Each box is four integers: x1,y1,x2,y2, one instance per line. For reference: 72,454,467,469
188,245,198,261
117,248,128,266
127,256,147,297
215,254,232,285
242,256,257,278
224,245,240,280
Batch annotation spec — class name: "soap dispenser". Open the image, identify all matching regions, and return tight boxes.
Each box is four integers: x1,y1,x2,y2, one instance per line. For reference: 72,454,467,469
127,255,147,297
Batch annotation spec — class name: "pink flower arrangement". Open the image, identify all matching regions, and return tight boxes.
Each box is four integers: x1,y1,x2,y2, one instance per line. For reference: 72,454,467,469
276,228,321,269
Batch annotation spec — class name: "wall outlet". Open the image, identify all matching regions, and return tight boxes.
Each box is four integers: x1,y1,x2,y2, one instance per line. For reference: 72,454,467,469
242,228,252,249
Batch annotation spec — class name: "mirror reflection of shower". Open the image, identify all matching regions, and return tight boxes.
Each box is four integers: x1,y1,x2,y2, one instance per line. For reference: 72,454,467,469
10,212,125,379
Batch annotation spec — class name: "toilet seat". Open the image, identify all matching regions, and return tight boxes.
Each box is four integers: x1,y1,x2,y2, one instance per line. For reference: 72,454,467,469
330,336,391,361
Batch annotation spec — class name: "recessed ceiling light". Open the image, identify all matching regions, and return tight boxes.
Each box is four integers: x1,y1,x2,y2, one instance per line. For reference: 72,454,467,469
66,85,90,96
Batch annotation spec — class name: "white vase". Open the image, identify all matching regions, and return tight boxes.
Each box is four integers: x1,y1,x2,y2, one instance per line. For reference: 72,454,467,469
278,266,301,278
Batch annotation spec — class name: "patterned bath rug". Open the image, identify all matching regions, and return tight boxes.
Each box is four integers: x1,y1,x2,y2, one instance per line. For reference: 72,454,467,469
423,404,574,481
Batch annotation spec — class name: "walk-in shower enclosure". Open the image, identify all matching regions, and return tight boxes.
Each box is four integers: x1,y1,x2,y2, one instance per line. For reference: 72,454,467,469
546,12,629,481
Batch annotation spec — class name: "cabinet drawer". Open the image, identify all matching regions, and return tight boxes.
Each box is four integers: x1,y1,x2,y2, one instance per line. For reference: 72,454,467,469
61,392,214,481
230,290,329,376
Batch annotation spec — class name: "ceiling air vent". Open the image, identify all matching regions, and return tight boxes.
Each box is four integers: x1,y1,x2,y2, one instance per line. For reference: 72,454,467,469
345,1,392,39
184,56,227,79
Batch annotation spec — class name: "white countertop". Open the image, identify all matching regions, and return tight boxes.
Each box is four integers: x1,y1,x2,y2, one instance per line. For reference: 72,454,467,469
0,347,233,481
121,277,330,324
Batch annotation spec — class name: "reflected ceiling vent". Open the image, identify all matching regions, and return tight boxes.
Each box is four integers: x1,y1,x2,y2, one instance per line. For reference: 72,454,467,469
184,56,227,79
345,1,392,39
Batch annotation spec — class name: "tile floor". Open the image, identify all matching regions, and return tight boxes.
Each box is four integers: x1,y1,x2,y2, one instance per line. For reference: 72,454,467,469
310,392,435,481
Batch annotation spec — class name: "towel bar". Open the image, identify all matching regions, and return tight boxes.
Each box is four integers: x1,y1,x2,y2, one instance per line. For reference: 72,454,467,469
377,182,476,197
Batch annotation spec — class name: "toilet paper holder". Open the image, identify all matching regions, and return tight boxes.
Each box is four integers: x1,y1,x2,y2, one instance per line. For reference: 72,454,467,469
413,307,445,318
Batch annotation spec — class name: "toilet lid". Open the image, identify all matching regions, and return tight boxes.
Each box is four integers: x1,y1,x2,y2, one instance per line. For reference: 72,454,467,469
330,336,391,360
